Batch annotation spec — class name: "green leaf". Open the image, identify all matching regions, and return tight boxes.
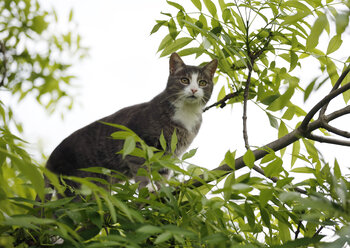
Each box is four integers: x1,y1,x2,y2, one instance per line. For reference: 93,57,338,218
304,79,316,102
244,201,255,229
302,139,319,161
137,225,162,234
291,140,300,167
278,219,291,242
157,34,173,52
290,167,314,173
267,112,279,129
281,11,309,26
168,18,178,40
160,37,193,57
182,148,197,160
260,189,273,207
283,1,312,14
290,51,298,71
203,0,217,17
260,206,271,228
0,147,45,201
190,0,202,10
155,231,172,244
69,9,74,22
159,131,167,151
263,157,283,177
306,14,327,51
171,129,178,153
278,121,288,157
122,136,136,158
243,149,255,169
224,150,236,170
167,1,184,11
31,15,49,34
267,87,294,112
341,65,350,103
151,20,167,35
334,159,341,179
177,47,204,57
223,173,235,201
335,13,349,35
271,236,324,248
327,34,342,54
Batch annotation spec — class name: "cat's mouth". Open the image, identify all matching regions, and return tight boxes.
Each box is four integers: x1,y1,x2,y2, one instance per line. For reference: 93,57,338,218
185,95,201,103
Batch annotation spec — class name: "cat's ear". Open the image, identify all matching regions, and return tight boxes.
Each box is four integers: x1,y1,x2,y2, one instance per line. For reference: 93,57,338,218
169,53,185,75
203,59,218,79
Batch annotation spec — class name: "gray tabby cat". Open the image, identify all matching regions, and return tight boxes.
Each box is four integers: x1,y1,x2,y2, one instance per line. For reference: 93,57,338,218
46,53,217,192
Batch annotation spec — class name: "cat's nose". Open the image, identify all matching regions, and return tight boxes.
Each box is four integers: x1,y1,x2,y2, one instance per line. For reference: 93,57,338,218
191,88,198,94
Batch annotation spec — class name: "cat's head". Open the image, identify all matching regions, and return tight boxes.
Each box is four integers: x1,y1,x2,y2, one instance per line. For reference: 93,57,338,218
166,53,218,107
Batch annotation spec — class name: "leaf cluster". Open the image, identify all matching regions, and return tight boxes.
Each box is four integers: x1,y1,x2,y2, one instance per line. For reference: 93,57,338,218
1,128,350,247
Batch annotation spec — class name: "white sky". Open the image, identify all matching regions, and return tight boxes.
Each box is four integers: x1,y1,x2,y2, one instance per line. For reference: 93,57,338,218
8,0,349,174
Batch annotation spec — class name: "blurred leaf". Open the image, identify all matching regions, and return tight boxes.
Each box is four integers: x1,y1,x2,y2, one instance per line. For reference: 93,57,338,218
155,231,172,244
306,14,327,51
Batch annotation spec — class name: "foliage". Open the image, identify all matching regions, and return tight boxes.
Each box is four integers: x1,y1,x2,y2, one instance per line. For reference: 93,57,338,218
1,0,350,247
0,0,86,246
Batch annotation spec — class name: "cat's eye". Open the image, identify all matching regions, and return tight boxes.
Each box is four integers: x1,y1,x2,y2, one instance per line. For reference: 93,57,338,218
198,80,208,87
180,78,190,85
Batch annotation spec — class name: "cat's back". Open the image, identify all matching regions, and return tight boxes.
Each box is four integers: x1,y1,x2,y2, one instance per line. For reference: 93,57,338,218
46,102,151,174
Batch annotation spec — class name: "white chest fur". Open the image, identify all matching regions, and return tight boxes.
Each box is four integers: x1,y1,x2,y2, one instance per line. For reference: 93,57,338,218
172,102,203,133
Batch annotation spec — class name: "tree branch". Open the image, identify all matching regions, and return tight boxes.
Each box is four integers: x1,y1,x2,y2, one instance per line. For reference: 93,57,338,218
319,64,350,117
188,72,350,193
321,122,350,138
306,133,350,146
203,92,240,112
299,80,350,132
243,67,252,149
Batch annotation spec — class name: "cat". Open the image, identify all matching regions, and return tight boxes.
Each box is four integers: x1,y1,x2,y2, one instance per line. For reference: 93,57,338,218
45,53,217,194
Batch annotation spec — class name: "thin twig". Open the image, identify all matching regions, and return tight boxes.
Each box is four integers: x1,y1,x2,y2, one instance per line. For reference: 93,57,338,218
300,81,350,132
295,221,302,239
306,133,350,146
326,105,350,122
319,64,350,117
243,68,252,150
203,92,240,112
321,122,350,138
313,226,324,237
